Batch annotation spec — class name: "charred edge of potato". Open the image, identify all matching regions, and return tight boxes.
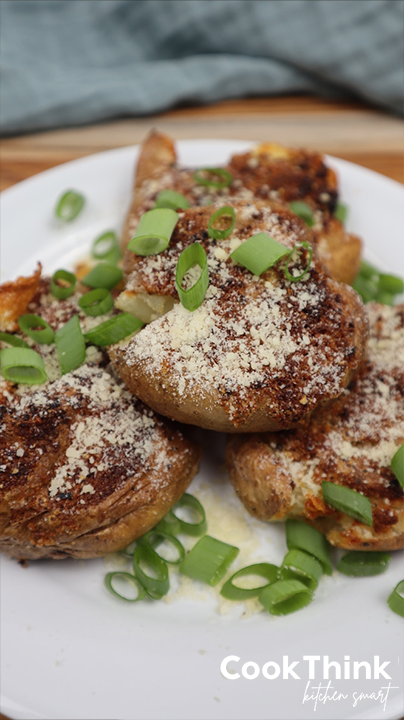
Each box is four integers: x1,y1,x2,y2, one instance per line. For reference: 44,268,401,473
0,264,42,332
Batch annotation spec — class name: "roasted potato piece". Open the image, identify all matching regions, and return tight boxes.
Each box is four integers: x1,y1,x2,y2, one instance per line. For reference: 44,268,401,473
0,264,41,331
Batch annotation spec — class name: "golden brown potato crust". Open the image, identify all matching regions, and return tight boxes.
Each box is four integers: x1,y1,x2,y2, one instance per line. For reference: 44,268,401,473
0,264,41,331
0,273,201,561
111,202,367,433
121,132,361,285
226,304,404,551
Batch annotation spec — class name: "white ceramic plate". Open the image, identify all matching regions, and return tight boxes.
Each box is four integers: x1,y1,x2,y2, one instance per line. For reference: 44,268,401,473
1,141,403,720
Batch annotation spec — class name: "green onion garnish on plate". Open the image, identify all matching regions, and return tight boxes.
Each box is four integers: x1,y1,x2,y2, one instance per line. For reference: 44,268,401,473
154,190,190,210
334,202,348,223
137,531,185,565
220,563,279,601
55,315,86,375
18,314,55,345
104,571,146,602
50,269,77,300
133,545,169,599
193,167,233,188
284,241,313,282
55,190,85,222
337,551,391,577
82,262,123,291
175,242,209,311
322,481,373,526
180,535,239,586
170,493,207,536
78,288,114,317
127,208,178,256
0,332,29,348
84,313,144,347
391,444,404,488
208,206,236,240
259,579,313,615
0,347,47,385
230,232,289,276
91,231,120,261
388,580,404,618
280,549,323,591
286,519,332,575
289,201,315,227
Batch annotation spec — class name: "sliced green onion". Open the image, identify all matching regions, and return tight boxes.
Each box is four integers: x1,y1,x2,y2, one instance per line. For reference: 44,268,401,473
352,275,378,303
284,241,313,282
84,313,144,347
289,201,314,227
78,288,114,317
154,190,190,210
133,545,169,599
0,332,29,348
220,563,279,600
55,315,86,375
374,291,394,306
137,531,185,565
388,580,404,618
82,263,123,291
127,208,178,256
286,519,332,575
378,273,404,295
208,206,236,240
50,269,77,300
259,579,313,616
337,551,391,577
322,481,373,526
280,549,323,591
92,231,120,260
334,202,348,223
55,190,85,222
359,260,379,281
119,539,138,559
154,510,182,536
391,444,404,488
180,536,239,586
104,571,146,602
230,232,289,276
0,347,47,385
193,167,233,188
175,242,209,311
18,314,55,345
171,493,207,536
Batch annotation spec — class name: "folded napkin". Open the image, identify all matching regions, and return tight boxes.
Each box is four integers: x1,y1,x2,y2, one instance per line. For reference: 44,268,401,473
1,0,402,135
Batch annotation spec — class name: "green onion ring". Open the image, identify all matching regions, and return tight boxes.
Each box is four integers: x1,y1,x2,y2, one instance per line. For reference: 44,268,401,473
55,190,85,222
289,201,315,227
0,347,47,385
154,510,182,536
322,481,373,526
175,242,209,311
82,262,123,291
84,313,144,347
391,444,404,488
359,260,379,281
388,580,404,618
334,202,348,223
284,241,313,282
50,269,77,300
137,531,185,565
119,540,138,559
18,314,55,345
337,551,391,577
378,273,404,295
259,579,313,615
0,332,29,348
92,231,119,260
133,545,169,599
230,232,289,276
286,519,332,575
193,167,233,188
104,571,146,602
208,206,236,240
352,275,378,303
127,208,179,256
78,288,114,317
55,315,86,375
374,291,394,306
171,493,207,536
180,535,239,587
280,549,323,591
220,563,279,600
154,190,190,210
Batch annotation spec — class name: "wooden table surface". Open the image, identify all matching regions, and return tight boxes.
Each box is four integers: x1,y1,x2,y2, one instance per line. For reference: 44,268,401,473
0,95,403,720
1,96,403,192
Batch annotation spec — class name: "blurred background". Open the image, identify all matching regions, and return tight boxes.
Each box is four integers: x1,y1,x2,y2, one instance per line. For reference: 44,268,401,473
0,0,403,187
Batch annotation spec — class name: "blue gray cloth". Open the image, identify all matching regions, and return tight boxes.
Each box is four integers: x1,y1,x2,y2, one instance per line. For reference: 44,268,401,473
0,0,403,135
